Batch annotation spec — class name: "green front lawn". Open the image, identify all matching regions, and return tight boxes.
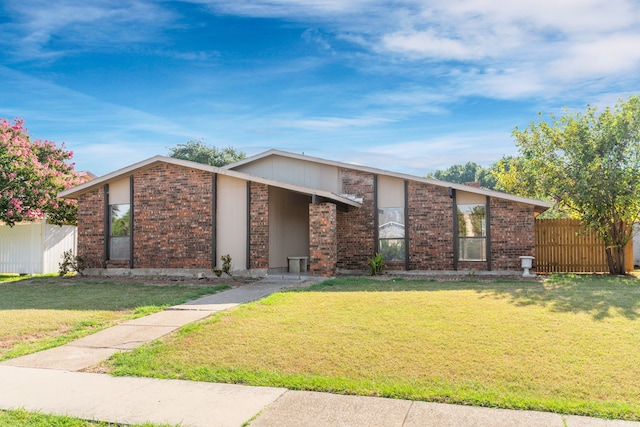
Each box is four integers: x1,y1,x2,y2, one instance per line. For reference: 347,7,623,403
0,277,228,361
108,275,640,420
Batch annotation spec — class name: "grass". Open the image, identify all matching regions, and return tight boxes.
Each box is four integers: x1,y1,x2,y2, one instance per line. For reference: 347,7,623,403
0,408,173,426
0,276,228,361
108,274,640,420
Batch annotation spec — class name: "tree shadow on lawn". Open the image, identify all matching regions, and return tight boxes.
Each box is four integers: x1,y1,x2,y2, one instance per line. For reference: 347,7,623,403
308,275,640,321
478,274,640,321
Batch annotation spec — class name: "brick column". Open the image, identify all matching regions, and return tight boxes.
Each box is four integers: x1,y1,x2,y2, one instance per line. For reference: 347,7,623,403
250,182,269,269
77,189,105,268
310,202,337,276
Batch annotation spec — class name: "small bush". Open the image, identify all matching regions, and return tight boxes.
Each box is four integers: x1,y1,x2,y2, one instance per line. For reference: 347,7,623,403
58,250,88,276
221,254,232,277
368,252,385,276
212,254,233,277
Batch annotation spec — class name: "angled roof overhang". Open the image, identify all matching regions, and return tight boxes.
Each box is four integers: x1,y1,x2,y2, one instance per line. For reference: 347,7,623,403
58,156,362,208
226,149,553,214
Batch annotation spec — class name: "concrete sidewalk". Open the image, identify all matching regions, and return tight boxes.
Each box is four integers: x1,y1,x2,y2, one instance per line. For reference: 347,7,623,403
2,276,309,372
1,276,639,427
1,365,637,427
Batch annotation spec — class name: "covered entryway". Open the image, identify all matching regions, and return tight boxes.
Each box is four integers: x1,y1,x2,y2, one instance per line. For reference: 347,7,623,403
268,187,312,272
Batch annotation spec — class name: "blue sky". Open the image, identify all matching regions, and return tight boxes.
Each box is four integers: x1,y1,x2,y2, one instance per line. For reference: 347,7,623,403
1,0,639,177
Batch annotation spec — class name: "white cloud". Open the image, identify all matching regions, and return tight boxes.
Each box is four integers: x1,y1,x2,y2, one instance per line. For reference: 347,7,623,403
1,0,175,60
275,115,395,130
353,131,518,175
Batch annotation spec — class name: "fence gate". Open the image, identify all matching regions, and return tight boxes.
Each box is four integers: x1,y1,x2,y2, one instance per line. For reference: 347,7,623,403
535,218,633,273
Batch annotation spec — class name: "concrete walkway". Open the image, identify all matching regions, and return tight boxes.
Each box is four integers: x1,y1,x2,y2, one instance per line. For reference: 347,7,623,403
1,276,638,427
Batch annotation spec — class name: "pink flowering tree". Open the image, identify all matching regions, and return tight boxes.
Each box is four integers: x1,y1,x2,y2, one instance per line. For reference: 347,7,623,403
0,118,80,226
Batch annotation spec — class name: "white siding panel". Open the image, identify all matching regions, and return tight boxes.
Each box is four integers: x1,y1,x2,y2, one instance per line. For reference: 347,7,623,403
233,157,340,193
457,191,486,205
217,175,247,271
43,225,78,274
378,176,404,208
109,177,130,205
0,223,43,274
0,222,77,275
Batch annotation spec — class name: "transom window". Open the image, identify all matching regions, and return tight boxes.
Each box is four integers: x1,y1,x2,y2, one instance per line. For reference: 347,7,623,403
457,203,486,261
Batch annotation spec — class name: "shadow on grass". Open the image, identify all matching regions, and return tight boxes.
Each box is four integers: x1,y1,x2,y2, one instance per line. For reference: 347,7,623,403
304,275,640,321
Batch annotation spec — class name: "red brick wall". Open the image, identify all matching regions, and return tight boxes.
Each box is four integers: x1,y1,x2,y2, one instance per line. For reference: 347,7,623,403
77,188,105,268
407,181,455,270
309,203,337,276
133,163,213,268
337,169,375,270
490,198,535,270
249,182,269,269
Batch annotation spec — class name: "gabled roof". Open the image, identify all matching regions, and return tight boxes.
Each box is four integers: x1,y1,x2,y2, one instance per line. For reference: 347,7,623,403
226,149,553,213
58,156,362,208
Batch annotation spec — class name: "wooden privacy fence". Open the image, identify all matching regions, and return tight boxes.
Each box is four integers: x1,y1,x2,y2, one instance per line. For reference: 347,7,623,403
535,218,633,273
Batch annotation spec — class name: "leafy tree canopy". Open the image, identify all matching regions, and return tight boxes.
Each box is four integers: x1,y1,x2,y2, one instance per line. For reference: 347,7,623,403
0,118,79,226
506,96,640,274
427,161,497,190
167,140,246,167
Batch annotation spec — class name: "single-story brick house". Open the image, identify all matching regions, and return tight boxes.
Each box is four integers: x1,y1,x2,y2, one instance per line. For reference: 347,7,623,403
58,149,551,276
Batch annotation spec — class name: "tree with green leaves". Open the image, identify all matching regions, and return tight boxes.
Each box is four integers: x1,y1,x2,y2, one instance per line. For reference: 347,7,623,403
507,96,640,275
427,162,497,190
1,118,79,226
167,140,246,167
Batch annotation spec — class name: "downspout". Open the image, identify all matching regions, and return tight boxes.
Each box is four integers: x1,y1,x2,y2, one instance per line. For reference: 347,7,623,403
485,196,492,271
450,187,458,271
246,181,251,271
129,176,134,269
373,174,378,255
404,180,410,270
211,174,217,270
103,184,109,268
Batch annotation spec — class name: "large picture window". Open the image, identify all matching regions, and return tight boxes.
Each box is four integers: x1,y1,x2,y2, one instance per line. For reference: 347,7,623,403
378,207,405,262
457,203,486,261
110,204,130,260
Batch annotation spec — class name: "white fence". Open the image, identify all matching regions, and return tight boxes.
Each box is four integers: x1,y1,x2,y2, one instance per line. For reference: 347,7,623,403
0,221,77,275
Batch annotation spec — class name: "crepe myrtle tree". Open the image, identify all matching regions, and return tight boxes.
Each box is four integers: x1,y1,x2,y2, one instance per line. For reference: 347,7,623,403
508,96,640,275
0,118,80,226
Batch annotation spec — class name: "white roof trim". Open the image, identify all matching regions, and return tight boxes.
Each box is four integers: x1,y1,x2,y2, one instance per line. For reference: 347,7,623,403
58,156,361,208
226,149,553,211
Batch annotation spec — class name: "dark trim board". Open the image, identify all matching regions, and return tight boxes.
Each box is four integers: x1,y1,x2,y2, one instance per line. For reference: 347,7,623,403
486,195,492,271
451,188,458,271
404,179,410,270
211,174,217,270
129,176,134,269
246,181,251,271
373,174,378,255
103,184,110,267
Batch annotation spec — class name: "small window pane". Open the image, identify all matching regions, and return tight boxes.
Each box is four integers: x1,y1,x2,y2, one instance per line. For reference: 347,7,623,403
459,237,486,261
110,204,130,237
457,204,485,238
379,207,405,239
380,239,405,262
110,236,130,260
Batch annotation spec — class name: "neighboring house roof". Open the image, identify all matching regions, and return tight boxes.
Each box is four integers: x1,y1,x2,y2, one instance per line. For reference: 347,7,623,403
226,149,553,213
58,156,362,208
